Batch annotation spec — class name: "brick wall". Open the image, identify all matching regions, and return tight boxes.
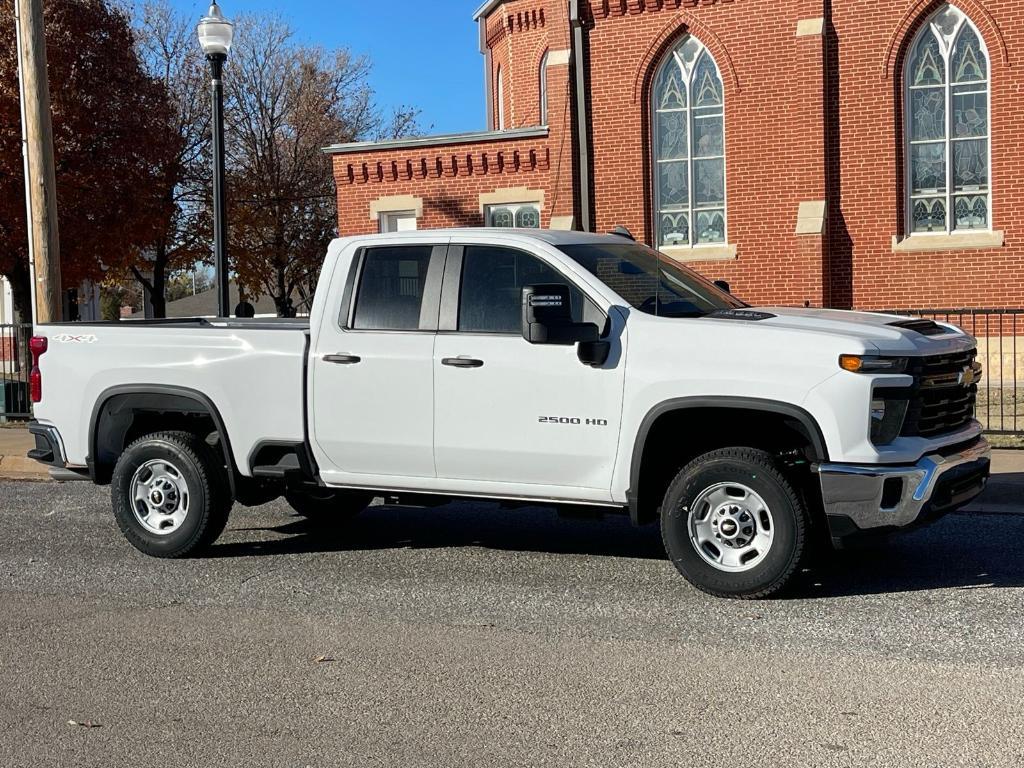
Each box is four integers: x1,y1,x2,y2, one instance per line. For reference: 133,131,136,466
828,0,1024,310
581,0,829,307
333,0,575,235
330,0,1024,311
334,134,554,233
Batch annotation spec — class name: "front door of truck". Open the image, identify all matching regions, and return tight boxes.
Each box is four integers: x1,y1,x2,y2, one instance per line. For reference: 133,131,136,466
310,241,446,485
432,242,626,501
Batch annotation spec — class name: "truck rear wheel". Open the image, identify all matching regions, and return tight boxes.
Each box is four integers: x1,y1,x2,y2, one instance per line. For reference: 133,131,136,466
660,447,808,599
112,431,231,558
285,489,373,521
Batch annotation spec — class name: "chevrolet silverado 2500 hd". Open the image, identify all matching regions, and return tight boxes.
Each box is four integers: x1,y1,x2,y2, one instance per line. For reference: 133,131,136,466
27,230,991,598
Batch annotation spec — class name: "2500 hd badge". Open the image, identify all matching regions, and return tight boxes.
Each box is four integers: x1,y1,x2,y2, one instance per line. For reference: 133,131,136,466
538,416,609,426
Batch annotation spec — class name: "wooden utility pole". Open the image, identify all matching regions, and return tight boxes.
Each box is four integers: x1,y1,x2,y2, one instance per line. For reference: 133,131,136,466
15,0,62,324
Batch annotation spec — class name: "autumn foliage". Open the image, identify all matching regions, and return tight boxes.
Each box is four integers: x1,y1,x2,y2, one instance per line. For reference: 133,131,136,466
0,0,179,320
225,15,418,315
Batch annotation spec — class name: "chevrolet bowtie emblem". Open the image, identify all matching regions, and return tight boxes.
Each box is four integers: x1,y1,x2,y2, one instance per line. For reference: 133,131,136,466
959,366,977,387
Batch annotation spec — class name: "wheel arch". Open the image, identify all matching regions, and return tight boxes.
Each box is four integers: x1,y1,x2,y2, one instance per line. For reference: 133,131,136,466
89,384,238,494
626,397,829,525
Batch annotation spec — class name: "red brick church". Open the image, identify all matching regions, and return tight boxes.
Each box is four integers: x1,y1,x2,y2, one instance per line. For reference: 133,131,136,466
326,0,1023,310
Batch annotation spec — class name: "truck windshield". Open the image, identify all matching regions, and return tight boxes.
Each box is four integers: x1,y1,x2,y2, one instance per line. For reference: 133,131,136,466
557,242,745,318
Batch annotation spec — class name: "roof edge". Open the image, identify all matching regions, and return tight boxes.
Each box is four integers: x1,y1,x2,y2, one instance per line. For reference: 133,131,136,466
472,0,506,21
322,126,549,156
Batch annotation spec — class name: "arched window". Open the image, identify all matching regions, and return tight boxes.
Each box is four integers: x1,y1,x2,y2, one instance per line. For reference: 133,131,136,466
905,5,990,234
539,50,549,125
652,35,726,249
496,66,505,130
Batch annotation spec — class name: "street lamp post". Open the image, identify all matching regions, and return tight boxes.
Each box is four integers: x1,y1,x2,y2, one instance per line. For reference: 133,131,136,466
197,3,234,318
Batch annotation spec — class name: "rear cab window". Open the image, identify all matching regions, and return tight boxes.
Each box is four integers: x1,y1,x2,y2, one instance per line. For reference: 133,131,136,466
350,245,435,331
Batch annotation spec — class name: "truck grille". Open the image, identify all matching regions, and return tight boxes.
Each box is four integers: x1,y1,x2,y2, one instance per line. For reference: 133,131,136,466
901,350,980,438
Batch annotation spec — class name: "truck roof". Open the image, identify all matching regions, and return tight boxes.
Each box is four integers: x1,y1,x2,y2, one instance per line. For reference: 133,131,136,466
335,229,636,247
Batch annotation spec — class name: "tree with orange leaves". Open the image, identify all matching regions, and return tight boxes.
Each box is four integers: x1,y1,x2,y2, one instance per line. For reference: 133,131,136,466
0,0,177,321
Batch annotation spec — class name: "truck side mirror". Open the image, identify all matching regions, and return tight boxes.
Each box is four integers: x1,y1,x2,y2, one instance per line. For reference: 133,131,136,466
521,284,599,346
714,279,731,294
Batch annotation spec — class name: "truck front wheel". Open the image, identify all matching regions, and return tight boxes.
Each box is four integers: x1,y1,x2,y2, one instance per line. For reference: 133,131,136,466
661,448,809,599
112,431,231,558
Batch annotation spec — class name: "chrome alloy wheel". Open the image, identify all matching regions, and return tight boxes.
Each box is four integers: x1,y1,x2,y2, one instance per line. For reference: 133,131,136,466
130,459,190,535
688,482,775,572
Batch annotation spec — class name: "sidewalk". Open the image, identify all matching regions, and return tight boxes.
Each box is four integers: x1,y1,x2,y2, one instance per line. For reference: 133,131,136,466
0,427,47,480
0,426,1022,506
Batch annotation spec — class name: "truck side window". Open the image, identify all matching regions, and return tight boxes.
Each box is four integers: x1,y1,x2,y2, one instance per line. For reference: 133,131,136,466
352,246,433,330
458,245,584,334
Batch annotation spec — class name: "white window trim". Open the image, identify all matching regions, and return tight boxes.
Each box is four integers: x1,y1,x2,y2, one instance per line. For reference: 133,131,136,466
892,230,1003,252
650,35,730,252
478,187,545,213
662,244,737,262
369,194,423,220
903,5,992,238
379,210,419,233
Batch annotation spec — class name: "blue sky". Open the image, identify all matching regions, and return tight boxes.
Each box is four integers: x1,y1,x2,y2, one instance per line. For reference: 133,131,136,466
166,0,486,135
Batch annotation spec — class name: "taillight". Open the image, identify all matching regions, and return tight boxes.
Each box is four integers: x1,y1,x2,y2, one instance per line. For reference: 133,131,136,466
29,336,47,403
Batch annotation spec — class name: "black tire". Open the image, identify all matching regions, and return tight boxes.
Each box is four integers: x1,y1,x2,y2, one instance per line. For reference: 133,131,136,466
285,489,373,521
112,431,231,558
661,447,809,599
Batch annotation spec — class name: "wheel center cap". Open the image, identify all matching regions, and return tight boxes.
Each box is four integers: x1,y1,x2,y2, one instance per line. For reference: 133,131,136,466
150,490,164,505
720,518,739,537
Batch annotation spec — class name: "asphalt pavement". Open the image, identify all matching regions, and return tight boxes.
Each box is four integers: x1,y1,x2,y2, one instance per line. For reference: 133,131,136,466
1,481,1023,767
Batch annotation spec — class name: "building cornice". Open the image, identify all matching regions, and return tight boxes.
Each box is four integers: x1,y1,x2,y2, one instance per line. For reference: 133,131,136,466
323,126,548,155
590,0,735,21
473,0,506,21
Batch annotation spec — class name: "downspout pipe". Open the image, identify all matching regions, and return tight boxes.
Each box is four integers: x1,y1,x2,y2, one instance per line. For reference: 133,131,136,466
569,0,592,232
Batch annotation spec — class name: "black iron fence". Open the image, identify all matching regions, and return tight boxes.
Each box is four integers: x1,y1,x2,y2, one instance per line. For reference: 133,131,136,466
1,323,33,422
875,309,1023,437
2,311,1021,436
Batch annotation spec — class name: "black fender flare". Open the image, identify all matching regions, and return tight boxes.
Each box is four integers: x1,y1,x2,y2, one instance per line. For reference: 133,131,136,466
626,396,830,523
88,384,237,494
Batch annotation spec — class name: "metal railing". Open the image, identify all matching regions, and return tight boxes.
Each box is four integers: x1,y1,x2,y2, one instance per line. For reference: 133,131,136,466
3,310,1021,436
1,323,33,421
876,309,1023,437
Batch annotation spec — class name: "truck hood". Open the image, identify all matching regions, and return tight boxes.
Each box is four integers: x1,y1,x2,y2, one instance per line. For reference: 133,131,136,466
706,306,975,354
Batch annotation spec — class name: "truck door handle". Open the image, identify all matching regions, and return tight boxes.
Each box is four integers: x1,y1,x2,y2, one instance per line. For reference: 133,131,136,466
442,357,484,368
323,354,361,365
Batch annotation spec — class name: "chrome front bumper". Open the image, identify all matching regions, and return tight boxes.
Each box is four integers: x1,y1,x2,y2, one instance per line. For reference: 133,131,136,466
815,438,991,536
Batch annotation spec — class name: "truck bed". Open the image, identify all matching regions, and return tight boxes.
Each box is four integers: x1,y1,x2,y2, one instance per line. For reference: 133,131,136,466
33,321,309,475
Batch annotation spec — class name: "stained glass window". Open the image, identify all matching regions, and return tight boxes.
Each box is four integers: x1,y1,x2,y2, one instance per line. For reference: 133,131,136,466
539,51,549,125
486,203,541,229
905,5,991,234
653,36,726,248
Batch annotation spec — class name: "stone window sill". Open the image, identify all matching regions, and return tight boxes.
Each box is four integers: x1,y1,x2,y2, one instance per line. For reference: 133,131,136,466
661,244,738,262
891,231,1004,253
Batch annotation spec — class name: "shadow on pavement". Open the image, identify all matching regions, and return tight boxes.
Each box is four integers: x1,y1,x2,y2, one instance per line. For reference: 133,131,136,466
209,501,1024,598
792,509,1024,598
214,501,668,561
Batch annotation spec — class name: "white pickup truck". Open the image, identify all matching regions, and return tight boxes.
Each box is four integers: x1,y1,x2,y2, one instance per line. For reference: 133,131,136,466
27,229,990,598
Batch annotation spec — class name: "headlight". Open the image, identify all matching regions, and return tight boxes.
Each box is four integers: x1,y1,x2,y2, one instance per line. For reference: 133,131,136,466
870,396,909,445
840,355,909,373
